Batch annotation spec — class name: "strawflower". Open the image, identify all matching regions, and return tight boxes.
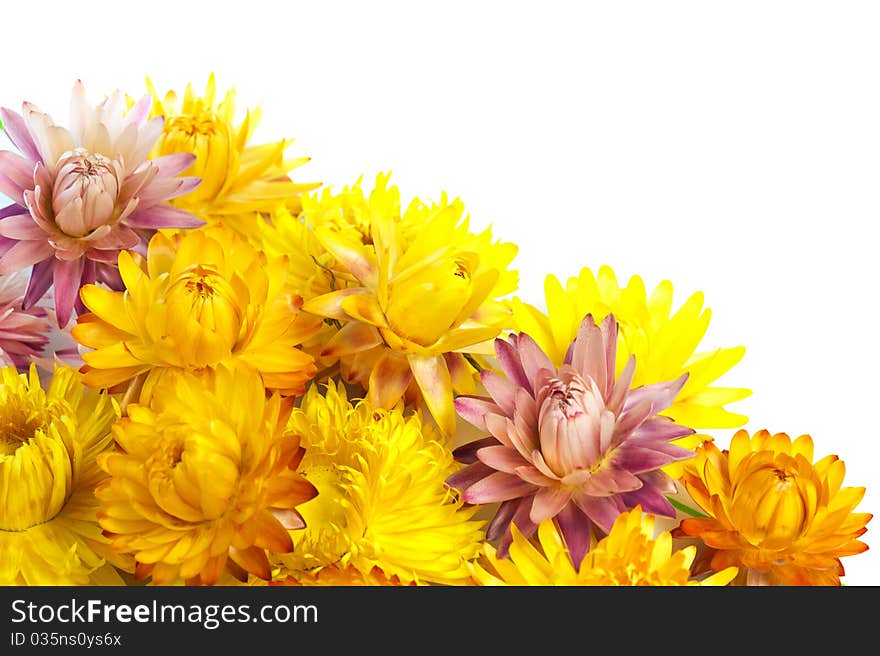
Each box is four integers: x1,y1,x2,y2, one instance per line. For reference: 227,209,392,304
147,74,317,237
0,271,51,368
0,81,203,327
300,173,518,436
676,429,872,585
272,566,413,586
95,364,317,585
276,380,484,585
0,364,129,584
471,506,738,585
72,224,322,398
450,313,695,563
511,265,750,430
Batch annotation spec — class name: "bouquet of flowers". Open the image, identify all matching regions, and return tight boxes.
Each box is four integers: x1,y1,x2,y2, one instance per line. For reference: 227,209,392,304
0,77,871,587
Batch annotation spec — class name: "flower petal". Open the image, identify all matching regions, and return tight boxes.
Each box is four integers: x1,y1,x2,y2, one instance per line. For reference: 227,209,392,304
408,353,455,437
0,240,53,274
1,108,41,162
124,204,204,229
530,487,572,524
53,257,85,328
302,288,370,321
463,471,537,504
367,351,413,409
454,395,502,432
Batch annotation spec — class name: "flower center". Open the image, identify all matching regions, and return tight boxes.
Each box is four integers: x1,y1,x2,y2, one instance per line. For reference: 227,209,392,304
163,266,244,365
53,148,122,236
185,277,215,299
549,377,587,419
730,454,818,548
536,372,609,476
0,398,51,456
168,114,219,137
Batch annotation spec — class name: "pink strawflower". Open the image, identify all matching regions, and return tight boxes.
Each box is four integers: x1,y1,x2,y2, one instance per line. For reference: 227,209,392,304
0,270,50,368
449,314,695,563
0,81,203,327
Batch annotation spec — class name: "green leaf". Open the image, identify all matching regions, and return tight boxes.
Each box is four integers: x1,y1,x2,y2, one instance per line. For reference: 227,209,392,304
666,496,709,518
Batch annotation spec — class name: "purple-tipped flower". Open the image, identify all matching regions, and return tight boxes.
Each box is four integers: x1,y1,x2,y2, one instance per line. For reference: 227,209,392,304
0,80,204,327
448,313,695,564
0,270,50,368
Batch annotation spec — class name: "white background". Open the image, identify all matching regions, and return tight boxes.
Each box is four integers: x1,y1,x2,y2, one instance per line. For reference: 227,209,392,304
2,1,877,585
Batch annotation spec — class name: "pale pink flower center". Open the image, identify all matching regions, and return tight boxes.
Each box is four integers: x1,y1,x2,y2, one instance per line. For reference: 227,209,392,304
52,148,121,236
536,372,610,478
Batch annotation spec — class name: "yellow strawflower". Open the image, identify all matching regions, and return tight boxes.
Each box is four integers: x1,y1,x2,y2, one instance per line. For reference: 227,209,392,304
300,174,518,436
96,364,317,585
147,74,318,237
72,225,322,400
276,380,484,585
471,506,737,586
676,430,872,586
272,566,412,586
511,265,750,430
0,364,131,585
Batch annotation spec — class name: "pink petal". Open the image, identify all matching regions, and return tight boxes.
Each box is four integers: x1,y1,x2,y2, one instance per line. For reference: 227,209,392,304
484,412,516,450
476,445,529,474
606,355,636,415
599,313,619,388
514,464,557,487
1,108,41,162
130,116,165,165
615,398,654,440
495,335,531,390
572,494,624,534
95,261,124,290
515,332,556,383
555,503,593,568
530,449,561,480
462,471,537,504
612,445,683,474
579,468,643,496
453,395,502,431
0,214,44,240
480,369,517,415
53,257,85,328
0,240,53,275
123,95,152,128
530,486,572,523
151,153,196,177
0,204,27,220
452,436,501,465
624,373,689,416
0,151,36,192
23,258,55,309
619,482,676,518
445,461,495,493
512,387,539,435
85,225,140,251
497,497,537,558
485,499,519,541
123,204,204,229
85,248,123,263
570,314,609,393
134,175,200,207
0,172,26,206
118,163,158,202
629,416,695,443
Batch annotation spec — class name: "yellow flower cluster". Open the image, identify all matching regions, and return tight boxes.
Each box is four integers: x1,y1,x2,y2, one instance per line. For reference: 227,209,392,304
0,76,870,587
